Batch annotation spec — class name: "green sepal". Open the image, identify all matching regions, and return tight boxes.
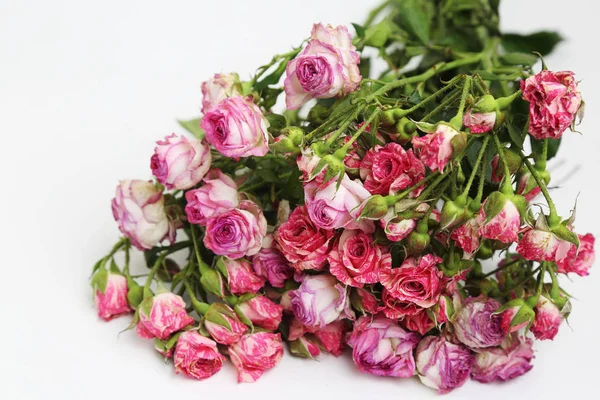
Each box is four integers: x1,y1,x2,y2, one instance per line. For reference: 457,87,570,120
289,337,319,359
551,224,580,247
413,121,437,133
91,268,109,294
139,296,154,318
126,277,143,308
472,95,497,113
234,304,254,331
205,305,233,331
154,331,182,358
177,118,204,139
121,308,140,333
215,257,228,279
109,258,121,274
359,195,389,220
482,191,508,223
200,266,224,298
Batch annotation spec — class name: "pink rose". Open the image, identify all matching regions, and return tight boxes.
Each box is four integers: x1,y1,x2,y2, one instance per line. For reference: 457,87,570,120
111,180,170,250
453,297,505,348
556,233,595,276
516,227,573,263
530,295,563,340
290,274,351,328
379,209,417,242
347,316,421,378
313,320,348,356
201,96,269,158
203,305,248,345
201,73,240,114
328,229,392,287
380,254,444,308
138,292,195,340
471,335,534,383
411,124,462,173
521,70,581,139
173,331,225,380
236,295,284,331
284,23,360,110
251,235,294,288
402,309,435,335
463,109,496,134
229,332,284,383
219,257,265,295
274,205,335,271
355,287,385,315
95,272,131,321
359,142,425,196
451,215,483,259
517,170,543,201
382,289,421,319
204,200,267,259
150,133,211,190
416,336,474,394
184,169,239,225
478,196,522,243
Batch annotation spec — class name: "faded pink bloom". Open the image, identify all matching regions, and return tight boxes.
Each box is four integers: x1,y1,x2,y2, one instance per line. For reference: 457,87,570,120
463,109,496,134
173,331,225,380
138,293,195,340
472,335,534,383
221,258,266,295
451,215,483,258
95,273,131,321
478,198,521,243
184,169,238,225
252,235,294,288
204,306,248,346
556,233,595,276
229,332,284,383
530,295,563,340
453,297,505,348
411,124,462,173
201,73,240,114
290,274,351,328
236,295,284,331
516,228,573,263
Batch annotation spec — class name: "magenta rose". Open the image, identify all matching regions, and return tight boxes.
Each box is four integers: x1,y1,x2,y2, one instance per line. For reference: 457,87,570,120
530,295,564,340
150,133,211,190
521,70,582,139
201,72,240,114
173,331,225,380
451,215,483,259
556,233,595,276
229,332,284,383
236,295,284,331
290,274,351,328
356,287,385,315
284,23,360,110
411,124,463,173
380,254,444,308
402,309,436,335
463,109,496,134
137,292,195,340
251,235,294,288
313,320,348,356
203,305,248,346
201,96,269,158
478,196,522,243
95,272,131,321
219,257,265,295
347,316,421,378
359,142,425,197
382,288,421,319
471,335,534,383
379,209,417,242
516,227,573,263
184,169,239,225
416,336,474,394
453,297,505,348
328,229,392,287
203,200,267,259
274,205,335,271
111,180,170,250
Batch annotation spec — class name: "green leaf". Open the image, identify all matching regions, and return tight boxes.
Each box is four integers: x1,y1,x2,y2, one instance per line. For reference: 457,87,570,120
500,52,538,66
178,118,204,139
505,118,525,149
395,0,431,45
530,137,561,161
265,113,287,134
256,168,280,183
501,31,563,56
351,23,366,39
255,58,289,91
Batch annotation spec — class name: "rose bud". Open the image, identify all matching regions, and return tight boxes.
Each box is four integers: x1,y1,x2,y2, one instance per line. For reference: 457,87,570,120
184,169,239,225
516,166,549,201
290,274,351,328
236,295,284,331
463,109,496,134
215,257,265,295
328,229,392,287
201,96,269,158
203,303,248,345
402,309,436,335
359,143,425,197
530,295,564,340
347,316,421,378
405,221,430,256
453,297,505,348
173,331,225,380
201,72,240,114
556,233,595,276
471,335,534,383
516,226,574,263
411,124,466,173
251,235,294,288
498,299,535,334
416,336,474,394
289,335,321,359
229,332,284,383
379,254,444,309
490,148,521,183
137,292,195,340
150,133,211,190
352,287,385,315
313,320,348,356
478,192,525,244
451,215,483,259
203,200,267,259
521,70,582,139
379,209,417,242
111,180,170,250
439,195,469,230
284,23,361,110
357,195,389,220
93,271,131,321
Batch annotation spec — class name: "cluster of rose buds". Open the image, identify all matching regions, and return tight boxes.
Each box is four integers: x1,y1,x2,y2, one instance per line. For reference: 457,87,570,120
91,6,594,394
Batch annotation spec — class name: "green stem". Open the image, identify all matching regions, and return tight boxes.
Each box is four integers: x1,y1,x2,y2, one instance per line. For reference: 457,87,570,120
183,278,210,315
335,109,381,156
418,172,448,200
449,75,472,129
535,139,548,170
364,0,391,27
474,147,488,207
190,225,203,270
462,135,490,197
123,241,131,275
482,257,520,278
143,253,167,292
492,133,514,194
305,105,356,141
527,262,548,307
421,89,461,122
385,172,440,205
396,75,463,117
520,153,558,224
325,105,365,147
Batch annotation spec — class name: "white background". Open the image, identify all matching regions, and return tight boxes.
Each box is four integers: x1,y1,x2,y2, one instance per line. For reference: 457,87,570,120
1,0,599,398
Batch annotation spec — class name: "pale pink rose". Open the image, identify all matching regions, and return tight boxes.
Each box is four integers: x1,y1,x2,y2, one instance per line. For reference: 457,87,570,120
284,23,360,109
347,316,421,378
478,198,521,243
274,205,335,271
173,331,225,380
416,336,474,394
382,289,421,319
463,109,496,134
451,215,484,258
184,169,238,225
221,258,265,295
328,229,392,287
204,200,267,259
290,274,351,328
150,133,211,190
229,332,284,383
252,235,294,288
111,180,170,250
521,70,581,139
516,228,573,263
359,142,425,196
453,297,505,348
411,124,461,173
201,73,240,114
556,233,595,276
313,320,348,356
204,305,248,345
95,273,131,321
201,96,269,158
138,292,195,340
530,295,563,340
402,309,436,335
471,335,534,383
236,295,284,331
379,254,444,308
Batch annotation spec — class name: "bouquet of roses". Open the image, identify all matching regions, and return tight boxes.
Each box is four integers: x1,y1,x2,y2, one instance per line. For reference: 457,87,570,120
90,0,594,394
